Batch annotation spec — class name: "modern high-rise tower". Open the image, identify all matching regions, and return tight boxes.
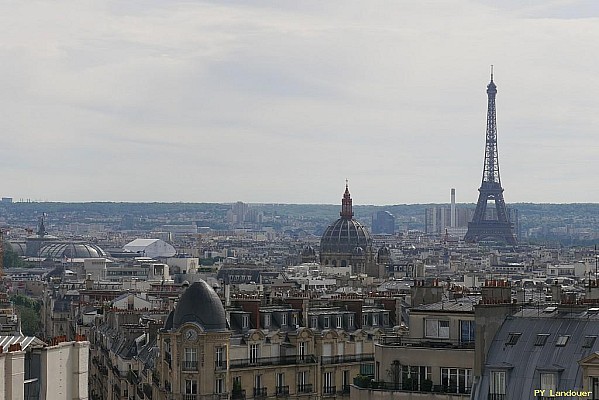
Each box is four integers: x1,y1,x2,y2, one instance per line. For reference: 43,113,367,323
464,69,517,245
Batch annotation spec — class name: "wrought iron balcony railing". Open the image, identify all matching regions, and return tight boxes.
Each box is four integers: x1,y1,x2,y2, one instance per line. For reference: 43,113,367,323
321,353,374,364
182,360,198,371
230,355,317,369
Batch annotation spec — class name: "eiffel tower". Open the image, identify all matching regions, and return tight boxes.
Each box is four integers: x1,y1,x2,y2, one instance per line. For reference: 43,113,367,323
464,68,517,245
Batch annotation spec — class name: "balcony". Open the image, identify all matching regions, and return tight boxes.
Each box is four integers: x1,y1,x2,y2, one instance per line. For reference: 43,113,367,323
488,395,506,400
275,386,289,397
230,355,317,369
323,386,336,396
321,353,374,365
182,360,198,371
338,385,350,396
379,336,475,350
355,376,471,393
297,384,313,394
184,395,198,400
231,389,246,400
253,387,267,398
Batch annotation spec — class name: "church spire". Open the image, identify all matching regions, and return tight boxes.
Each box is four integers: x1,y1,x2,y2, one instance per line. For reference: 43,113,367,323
340,180,354,219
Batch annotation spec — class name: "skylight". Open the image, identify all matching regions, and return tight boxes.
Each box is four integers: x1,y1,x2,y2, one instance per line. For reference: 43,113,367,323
535,334,550,346
583,336,597,348
506,333,522,345
556,335,569,347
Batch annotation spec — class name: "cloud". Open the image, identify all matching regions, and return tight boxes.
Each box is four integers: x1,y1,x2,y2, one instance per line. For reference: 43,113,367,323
0,1,598,203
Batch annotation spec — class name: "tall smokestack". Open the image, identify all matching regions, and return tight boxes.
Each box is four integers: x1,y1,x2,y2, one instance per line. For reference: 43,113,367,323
450,188,456,228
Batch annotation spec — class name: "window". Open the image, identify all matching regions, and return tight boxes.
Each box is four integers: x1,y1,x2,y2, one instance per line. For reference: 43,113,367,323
360,363,374,376
292,314,298,326
589,377,599,400
336,316,342,328
183,348,197,371
276,373,286,395
441,368,471,394
324,317,330,328
535,334,550,346
372,314,379,326
311,317,318,328
556,335,569,347
490,371,506,395
298,371,307,385
540,373,556,394
425,319,450,339
363,314,369,326
281,313,288,326
323,372,334,394
264,314,271,328
298,341,307,359
348,315,354,328
506,332,522,345
242,315,249,329
254,374,263,391
584,336,597,348
401,365,432,391
215,377,225,394
297,370,310,393
460,320,475,343
215,346,225,368
185,379,198,395
276,373,285,387
250,344,260,363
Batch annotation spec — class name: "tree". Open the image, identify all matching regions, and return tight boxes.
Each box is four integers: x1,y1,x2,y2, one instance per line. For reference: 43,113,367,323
10,294,41,336
2,243,27,268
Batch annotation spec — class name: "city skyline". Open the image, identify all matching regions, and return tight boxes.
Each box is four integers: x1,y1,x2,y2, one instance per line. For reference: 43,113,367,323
2,1,599,205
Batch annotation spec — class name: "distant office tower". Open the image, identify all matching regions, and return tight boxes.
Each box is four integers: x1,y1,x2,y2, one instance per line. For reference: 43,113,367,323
450,188,456,228
424,189,472,235
464,69,517,245
372,211,395,234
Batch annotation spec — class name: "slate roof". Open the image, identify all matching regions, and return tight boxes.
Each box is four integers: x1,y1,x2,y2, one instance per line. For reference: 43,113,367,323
472,307,599,399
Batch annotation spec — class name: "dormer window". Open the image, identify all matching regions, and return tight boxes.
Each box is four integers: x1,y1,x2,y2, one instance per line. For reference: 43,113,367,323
242,315,249,329
324,317,330,329
348,315,354,328
336,316,342,328
372,314,379,326
281,313,288,326
363,314,369,326
264,314,271,328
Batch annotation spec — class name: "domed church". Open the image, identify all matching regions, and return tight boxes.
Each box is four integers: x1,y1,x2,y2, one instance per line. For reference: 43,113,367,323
320,183,385,277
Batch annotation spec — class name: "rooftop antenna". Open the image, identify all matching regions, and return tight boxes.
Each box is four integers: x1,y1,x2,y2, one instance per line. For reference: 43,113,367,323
490,64,494,81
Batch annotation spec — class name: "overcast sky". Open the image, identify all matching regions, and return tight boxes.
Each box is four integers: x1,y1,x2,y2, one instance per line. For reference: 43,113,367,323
1,1,598,205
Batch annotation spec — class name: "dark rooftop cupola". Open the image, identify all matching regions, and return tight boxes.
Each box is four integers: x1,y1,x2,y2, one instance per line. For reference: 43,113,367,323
173,280,228,331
